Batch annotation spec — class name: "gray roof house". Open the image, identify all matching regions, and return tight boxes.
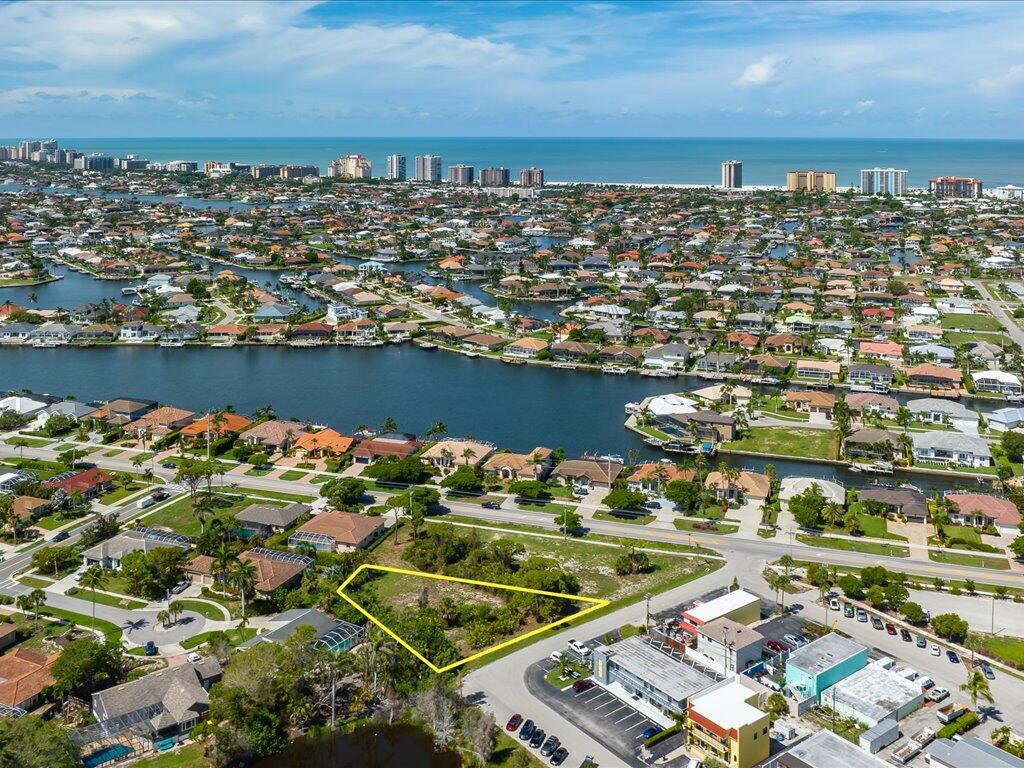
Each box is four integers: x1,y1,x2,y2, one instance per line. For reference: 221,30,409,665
92,659,222,744
912,431,992,469
82,527,191,570
238,608,365,653
235,502,311,535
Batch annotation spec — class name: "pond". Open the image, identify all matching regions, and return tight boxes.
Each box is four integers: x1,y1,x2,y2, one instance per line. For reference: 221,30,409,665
252,723,460,768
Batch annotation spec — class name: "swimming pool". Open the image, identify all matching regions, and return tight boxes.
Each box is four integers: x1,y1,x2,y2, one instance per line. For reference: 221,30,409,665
83,744,133,768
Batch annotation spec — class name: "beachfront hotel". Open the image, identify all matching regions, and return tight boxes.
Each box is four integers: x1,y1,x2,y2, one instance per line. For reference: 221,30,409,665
786,170,836,192
929,176,983,198
519,167,544,187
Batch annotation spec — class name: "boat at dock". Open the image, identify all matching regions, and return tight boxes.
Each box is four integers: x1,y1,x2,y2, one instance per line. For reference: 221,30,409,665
850,461,894,475
418,342,438,350
640,369,675,378
552,362,577,370
601,364,631,375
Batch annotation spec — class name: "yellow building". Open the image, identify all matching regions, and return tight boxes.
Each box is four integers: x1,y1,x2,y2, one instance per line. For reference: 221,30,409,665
786,170,836,192
687,678,770,768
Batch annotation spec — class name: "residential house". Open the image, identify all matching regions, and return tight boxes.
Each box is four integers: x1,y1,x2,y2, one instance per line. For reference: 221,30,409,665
124,406,195,439
86,398,158,426
858,487,929,523
847,363,894,388
238,547,312,596
0,648,58,712
420,439,494,474
239,420,307,453
695,352,738,373
43,467,113,500
858,341,903,365
119,321,162,342
482,448,554,482
238,608,365,652
235,502,311,536
906,363,962,390
549,340,597,362
289,510,386,552
846,392,900,421
82,527,191,569
843,428,902,461
351,432,420,464
179,412,253,444
550,458,623,489
973,370,1022,396
945,493,1021,531
912,431,992,468
906,398,976,431
704,470,771,501
626,463,695,494
291,428,354,458
503,337,549,359
796,359,841,381
783,390,836,418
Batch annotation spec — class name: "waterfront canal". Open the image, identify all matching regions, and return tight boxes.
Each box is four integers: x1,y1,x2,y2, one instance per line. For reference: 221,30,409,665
0,344,991,495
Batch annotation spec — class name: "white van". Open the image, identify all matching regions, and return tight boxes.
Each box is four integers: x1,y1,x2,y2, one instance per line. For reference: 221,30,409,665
136,495,157,510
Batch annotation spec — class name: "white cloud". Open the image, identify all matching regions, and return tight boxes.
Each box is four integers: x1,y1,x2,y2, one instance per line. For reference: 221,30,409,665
0,86,161,105
855,99,875,111
977,63,1024,94
734,55,780,86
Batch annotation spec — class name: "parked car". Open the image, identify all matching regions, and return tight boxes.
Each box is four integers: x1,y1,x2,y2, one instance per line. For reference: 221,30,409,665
186,652,201,663
549,651,563,663
568,640,591,658
856,609,868,622
506,714,523,732
550,747,569,766
916,635,927,648
144,641,157,656
981,663,995,680
947,650,960,664
931,644,941,656
643,500,660,509
136,495,157,510
927,687,949,703
52,530,69,542
641,726,663,740
885,623,897,635
899,628,912,641
764,640,788,655
828,597,840,611
540,736,560,757
519,720,535,740
572,679,595,693
783,633,807,648
171,580,189,594
871,617,884,630
482,501,501,509
530,729,546,749
161,461,175,469
844,603,854,618
919,676,934,690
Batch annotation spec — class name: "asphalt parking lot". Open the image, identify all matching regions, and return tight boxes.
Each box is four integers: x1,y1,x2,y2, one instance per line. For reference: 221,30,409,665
526,659,665,768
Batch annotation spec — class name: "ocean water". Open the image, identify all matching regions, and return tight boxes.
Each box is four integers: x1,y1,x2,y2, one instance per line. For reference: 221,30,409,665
5,137,1024,187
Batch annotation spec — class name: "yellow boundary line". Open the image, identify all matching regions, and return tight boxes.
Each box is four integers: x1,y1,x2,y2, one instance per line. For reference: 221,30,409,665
336,563,610,673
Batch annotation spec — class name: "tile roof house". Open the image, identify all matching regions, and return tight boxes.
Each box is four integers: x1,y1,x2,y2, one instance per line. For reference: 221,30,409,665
289,510,386,552
550,458,623,489
291,428,355,458
91,659,222,744
945,493,1021,530
0,648,58,711
704,470,771,501
906,363,963,389
858,487,929,523
125,406,195,438
179,412,253,441
351,432,420,464
420,439,495,474
238,548,311,595
43,467,113,499
481,447,554,482
239,420,307,451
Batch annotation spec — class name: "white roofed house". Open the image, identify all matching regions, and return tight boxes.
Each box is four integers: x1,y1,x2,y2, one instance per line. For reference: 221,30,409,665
973,370,1022,396
911,431,992,469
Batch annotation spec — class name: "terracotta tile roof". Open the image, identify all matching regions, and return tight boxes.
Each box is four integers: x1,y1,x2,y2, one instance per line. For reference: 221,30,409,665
0,648,58,709
295,511,385,547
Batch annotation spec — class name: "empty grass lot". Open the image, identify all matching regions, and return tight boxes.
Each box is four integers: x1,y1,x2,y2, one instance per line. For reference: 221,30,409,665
797,533,909,558
278,469,308,482
940,314,1003,332
724,427,837,460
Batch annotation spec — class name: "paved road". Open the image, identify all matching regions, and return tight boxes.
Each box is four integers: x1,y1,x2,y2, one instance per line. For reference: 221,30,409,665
971,280,1024,346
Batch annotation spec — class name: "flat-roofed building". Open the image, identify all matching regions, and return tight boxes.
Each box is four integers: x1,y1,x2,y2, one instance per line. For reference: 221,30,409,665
680,589,761,636
820,663,924,727
927,737,1024,768
694,617,764,675
784,632,868,701
687,677,770,768
766,729,888,768
787,170,836,193
930,176,983,198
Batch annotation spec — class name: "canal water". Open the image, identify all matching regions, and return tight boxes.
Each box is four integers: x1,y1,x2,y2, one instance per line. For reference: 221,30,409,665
251,723,459,768
0,344,989,496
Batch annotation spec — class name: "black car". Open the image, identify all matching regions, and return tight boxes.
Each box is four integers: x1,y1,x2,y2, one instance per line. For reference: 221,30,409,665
900,629,912,642
550,747,569,766
482,501,502,509
530,729,546,749
518,720,535,740
540,736,560,757
52,530,69,542
161,461,176,469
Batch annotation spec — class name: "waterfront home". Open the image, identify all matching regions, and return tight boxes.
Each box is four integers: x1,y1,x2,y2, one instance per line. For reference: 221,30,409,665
643,342,691,369
783,390,836,419
843,428,902,461
179,412,253,444
351,432,420,464
0,395,48,417
119,321,162,342
0,649,58,712
78,323,119,342
858,487,929,523
846,392,900,421
91,660,222,746
239,547,312,595
86,398,158,426
206,323,245,341
973,370,1022,396
796,359,841,381
44,467,113,500
291,428,354,458
906,397,976,431
291,322,334,342
335,318,377,341
704,470,770,502
239,420,307,453
695,351,738,373
30,322,79,345
82,527,190,569
421,439,495,474
504,337,549,358
598,345,643,365
907,343,956,364
0,322,34,344
482,447,554,482
462,332,506,352
858,340,903,365
988,407,1024,432
253,301,293,322
911,431,992,468
550,458,623,490
125,406,195,439
905,363,962,390
289,510,385,552
847,363,894,388
763,333,803,355
627,463,695,494
235,502,312,536
550,340,598,361
662,410,738,442
944,493,1021,531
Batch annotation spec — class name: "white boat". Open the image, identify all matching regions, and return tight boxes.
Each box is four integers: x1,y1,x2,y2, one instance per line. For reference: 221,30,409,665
419,342,438,350
601,364,631,375
624,402,641,414
640,369,675,378
121,286,138,296
211,340,236,348
159,341,185,348
552,362,577,370
461,350,479,358
352,338,383,347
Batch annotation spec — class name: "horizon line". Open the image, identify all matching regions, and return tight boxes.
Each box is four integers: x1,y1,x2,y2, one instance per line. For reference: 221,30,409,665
5,135,1024,143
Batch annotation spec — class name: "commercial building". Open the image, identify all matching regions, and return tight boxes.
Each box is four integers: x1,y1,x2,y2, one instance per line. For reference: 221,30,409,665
766,730,888,768
784,633,868,700
787,170,836,193
280,165,319,179
819,662,924,727
927,737,1024,768
519,167,544,186
387,154,407,180
479,167,511,187
679,589,761,636
116,155,149,171
448,164,475,185
721,160,742,189
694,617,764,674
860,167,907,196
328,154,372,179
415,154,442,182
590,635,717,716
930,176,983,198
686,677,770,768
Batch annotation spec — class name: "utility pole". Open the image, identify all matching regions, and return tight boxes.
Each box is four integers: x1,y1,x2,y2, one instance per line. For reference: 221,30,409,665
645,592,652,630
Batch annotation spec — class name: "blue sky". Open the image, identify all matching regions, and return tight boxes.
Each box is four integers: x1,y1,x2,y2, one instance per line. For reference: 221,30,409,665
2,0,1024,138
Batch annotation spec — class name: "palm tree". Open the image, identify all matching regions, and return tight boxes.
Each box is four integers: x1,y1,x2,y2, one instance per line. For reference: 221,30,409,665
960,668,994,714
231,559,258,621
168,600,184,625
213,542,234,590
822,502,845,528
78,566,108,633
425,421,448,439
157,609,171,628
193,493,214,534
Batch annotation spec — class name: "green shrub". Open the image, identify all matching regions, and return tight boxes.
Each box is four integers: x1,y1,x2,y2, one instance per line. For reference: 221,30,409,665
937,711,979,740
644,723,682,747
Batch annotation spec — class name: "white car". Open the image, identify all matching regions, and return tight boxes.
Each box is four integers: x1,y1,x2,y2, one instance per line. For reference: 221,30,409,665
186,652,202,663
73,572,83,582
931,644,941,656
549,651,564,663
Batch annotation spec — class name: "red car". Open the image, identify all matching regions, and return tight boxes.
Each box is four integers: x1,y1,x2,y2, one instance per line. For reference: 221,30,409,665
506,714,523,732
885,623,897,635
573,679,595,693
764,640,788,655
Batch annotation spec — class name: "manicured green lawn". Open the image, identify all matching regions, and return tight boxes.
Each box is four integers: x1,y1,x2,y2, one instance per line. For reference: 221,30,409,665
102,449,125,457
673,519,739,535
4,436,50,448
940,525,982,545
978,634,1024,669
32,515,65,530
131,743,208,768
219,486,315,503
940,313,1003,332
100,483,145,505
544,660,590,689
797,534,909,558
928,550,1010,570
244,465,274,477
180,626,257,650
170,599,229,620
943,330,1011,347
515,499,576,515
310,474,334,484
278,469,308,481
724,427,837,460
827,512,907,541
142,492,280,536
16,575,53,589
38,605,122,641
66,588,147,610
593,510,654,525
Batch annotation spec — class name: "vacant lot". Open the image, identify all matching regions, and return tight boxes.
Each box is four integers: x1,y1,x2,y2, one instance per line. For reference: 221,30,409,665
142,492,282,536
725,427,836,460
939,313,1003,332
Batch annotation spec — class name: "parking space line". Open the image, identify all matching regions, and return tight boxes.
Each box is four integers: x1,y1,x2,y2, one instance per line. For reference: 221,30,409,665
613,711,636,725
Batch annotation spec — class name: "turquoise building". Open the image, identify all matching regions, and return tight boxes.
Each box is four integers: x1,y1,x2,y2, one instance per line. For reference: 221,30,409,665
784,633,868,701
